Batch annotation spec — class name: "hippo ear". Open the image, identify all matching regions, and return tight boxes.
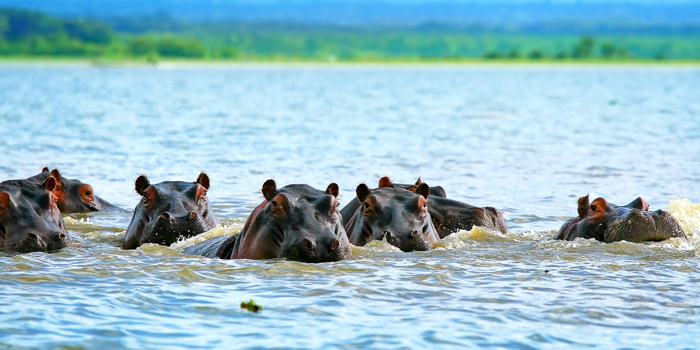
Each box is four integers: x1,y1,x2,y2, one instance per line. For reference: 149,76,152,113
356,183,371,202
41,166,49,173
415,177,422,185
43,176,58,192
0,192,11,214
577,195,590,219
325,183,339,198
135,175,150,195
196,172,210,189
624,197,650,211
590,197,608,213
50,169,62,182
416,183,430,199
262,179,276,201
378,176,392,188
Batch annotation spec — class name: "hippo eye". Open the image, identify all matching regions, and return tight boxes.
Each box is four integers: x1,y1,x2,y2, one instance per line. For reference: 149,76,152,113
85,190,92,196
363,202,370,209
590,205,597,211
271,201,277,207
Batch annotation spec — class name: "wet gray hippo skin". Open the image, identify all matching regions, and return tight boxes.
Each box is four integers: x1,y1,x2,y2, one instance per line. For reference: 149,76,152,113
339,176,446,227
28,167,120,213
339,176,503,238
185,180,351,262
0,177,69,253
344,182,440,252
554,194,686,243
428,196,508,238
122,173,218,249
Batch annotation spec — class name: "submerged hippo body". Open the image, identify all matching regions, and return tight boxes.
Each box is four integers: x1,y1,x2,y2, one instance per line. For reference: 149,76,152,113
344,182,440,252
428,196,508,238
29,167,120,213
554,194,686,243
0,177,69,253
122,173,218,249
339,177,446,227
185,180,351,263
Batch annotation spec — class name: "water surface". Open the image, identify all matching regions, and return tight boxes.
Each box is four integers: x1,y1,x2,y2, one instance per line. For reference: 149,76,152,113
1,64,699,349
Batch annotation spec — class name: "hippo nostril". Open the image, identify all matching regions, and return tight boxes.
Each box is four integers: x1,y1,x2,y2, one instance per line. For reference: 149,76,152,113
302,239,313,249
422,224,429,233
331,239,339,250
28,232,40,241
189,212,197,219
161,212,171,220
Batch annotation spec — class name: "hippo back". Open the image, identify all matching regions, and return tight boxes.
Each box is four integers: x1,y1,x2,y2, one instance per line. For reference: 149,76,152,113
427,196,508,238
185,235,237,259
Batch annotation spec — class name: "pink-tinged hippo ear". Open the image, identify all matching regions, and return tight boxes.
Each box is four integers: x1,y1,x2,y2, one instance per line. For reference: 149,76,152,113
196,172,210,189
378,176,392,188
0,192,11,214
590,197,608,213
577,195,590,219
624,197,650,211
262,179,276,201
41,166,49,173
416,183,430,199
43,176,58,192
356,183,371,202
50,169,62,182
415,177,422,185
135,175,150,196
325,183,339,198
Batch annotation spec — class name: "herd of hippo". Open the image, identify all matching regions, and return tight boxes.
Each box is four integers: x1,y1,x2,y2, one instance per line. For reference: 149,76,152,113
0,167,688,261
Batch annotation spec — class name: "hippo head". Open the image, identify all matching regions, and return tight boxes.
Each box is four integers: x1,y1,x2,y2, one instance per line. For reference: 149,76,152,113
43,168,101,212
0,177,69,253
349,183,439,252
122,173,218,249
258,180,351,262
379,176,447,198
555,194,686,243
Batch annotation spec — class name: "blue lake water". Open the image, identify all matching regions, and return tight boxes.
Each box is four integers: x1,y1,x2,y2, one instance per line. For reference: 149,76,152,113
1,63,699,349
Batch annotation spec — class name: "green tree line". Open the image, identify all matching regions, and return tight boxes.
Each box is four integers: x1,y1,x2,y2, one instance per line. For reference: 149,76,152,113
1,8,698,61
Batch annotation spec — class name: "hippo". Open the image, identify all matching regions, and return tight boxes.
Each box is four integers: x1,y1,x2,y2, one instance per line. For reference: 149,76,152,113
122,173,218,249
0,176,69,253
28,167,120,213
185,180,351,263
428,196,508,238
344,182,440,252
554,194,686,243
340,176,505,238
339,176,446,227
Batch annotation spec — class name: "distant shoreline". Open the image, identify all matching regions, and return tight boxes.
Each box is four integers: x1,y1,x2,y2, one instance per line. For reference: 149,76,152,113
2,57,700,67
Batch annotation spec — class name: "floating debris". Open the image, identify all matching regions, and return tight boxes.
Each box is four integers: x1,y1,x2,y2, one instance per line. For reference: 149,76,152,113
241,299,262,313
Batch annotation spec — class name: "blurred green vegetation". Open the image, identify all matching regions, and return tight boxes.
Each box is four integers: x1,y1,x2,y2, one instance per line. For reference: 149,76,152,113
1,8,699,62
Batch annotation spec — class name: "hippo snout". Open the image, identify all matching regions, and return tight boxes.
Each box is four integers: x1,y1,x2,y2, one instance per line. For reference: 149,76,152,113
386,229,434,252
13,231,66,253
142,211,210,246
285,234,344,263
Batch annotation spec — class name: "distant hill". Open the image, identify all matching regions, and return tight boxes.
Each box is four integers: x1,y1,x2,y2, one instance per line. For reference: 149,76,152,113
0,0,699,27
